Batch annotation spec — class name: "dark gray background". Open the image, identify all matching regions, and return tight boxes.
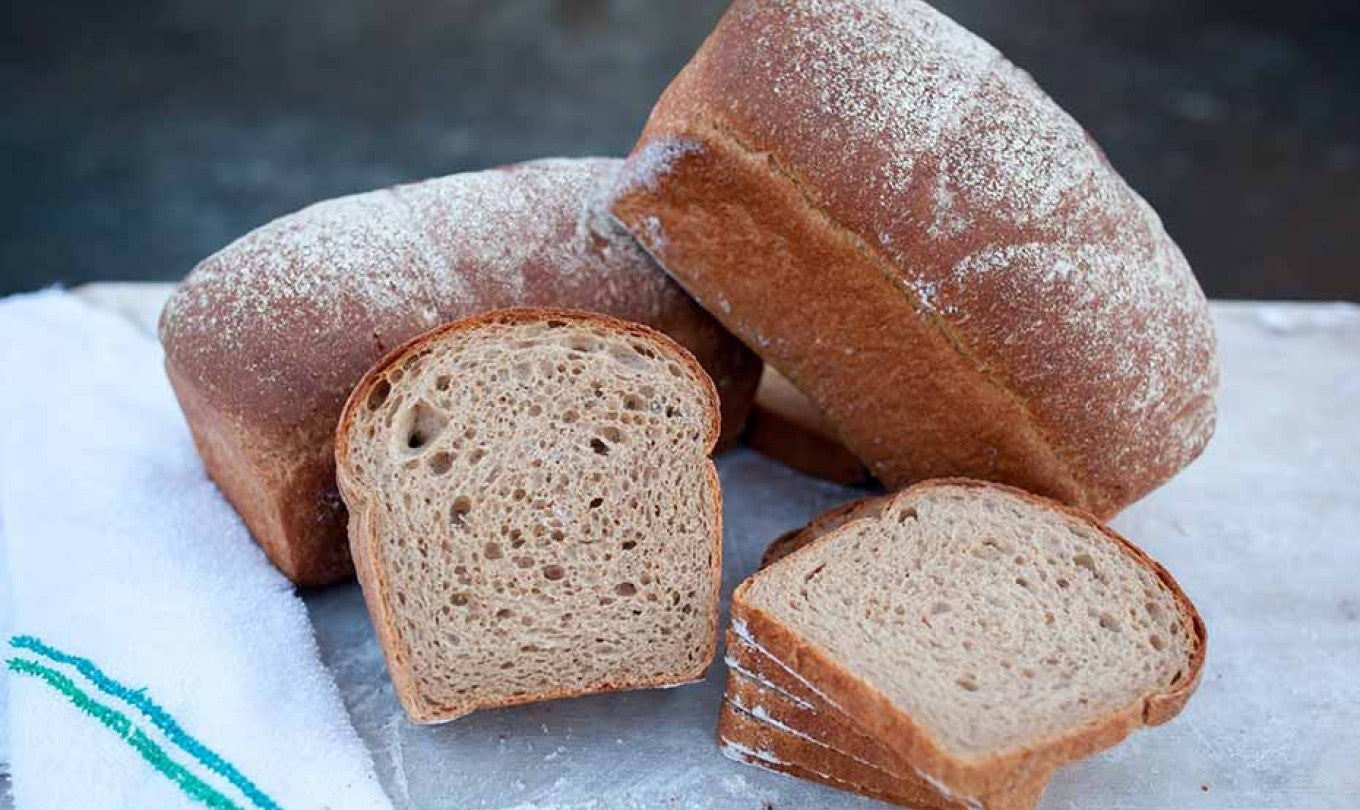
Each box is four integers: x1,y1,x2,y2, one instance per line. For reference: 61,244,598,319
2,0,1357,300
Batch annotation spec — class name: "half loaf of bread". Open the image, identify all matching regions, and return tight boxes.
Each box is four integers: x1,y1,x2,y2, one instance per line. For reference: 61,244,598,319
161,158,759,586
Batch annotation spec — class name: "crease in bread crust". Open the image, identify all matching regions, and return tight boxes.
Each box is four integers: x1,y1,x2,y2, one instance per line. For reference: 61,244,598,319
703,120,1094,510
730,479,1206,799
336,307,723,723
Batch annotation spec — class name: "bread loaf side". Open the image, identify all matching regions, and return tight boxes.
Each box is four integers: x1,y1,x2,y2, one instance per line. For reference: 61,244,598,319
161,158,759,585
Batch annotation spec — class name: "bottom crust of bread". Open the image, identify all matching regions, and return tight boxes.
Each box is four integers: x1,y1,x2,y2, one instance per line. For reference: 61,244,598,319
718,702,1050,810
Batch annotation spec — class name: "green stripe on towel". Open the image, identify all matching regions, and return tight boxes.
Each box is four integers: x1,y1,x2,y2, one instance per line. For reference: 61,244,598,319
9,635,281,810
7,656,244,810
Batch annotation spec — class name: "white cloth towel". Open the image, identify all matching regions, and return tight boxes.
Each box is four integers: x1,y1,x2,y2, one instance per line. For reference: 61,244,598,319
0,290,391,809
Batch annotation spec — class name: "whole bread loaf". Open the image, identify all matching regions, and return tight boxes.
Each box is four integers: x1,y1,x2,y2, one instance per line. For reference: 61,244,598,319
160,158,760,586
612,0,1219,518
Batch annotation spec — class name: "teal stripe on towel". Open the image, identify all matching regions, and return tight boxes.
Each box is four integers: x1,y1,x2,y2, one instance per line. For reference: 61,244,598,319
8,656,244,810
10,635,281,810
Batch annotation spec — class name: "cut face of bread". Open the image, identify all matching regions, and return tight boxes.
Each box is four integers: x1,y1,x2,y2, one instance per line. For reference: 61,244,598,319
733,480,1204,796
336,309,723,722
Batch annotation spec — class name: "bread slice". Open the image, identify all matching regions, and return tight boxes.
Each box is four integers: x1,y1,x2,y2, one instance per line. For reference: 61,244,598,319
743,368,871,486
726,666,910,782
732,480,1205,798
335,308,723,722
718,702,1050,810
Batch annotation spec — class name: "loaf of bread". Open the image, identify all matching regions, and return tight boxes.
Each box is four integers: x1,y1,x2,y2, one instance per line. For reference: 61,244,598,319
160,158,760,586
743,368,871,486
335,309,723,722
728,480,1205,801
613,0,1219,518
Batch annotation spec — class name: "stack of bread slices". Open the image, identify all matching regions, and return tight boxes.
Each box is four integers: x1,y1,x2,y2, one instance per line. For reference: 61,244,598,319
719,482,1204,808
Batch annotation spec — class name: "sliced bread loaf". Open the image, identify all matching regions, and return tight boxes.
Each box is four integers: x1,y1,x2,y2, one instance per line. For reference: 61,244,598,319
732,480,1205,798
335,308,723,722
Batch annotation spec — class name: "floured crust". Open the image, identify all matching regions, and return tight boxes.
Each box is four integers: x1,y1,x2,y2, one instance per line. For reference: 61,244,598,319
336,307,724,722
160,158,759,585
613,0,1219,518
743,368,871,486
730,478,1206,798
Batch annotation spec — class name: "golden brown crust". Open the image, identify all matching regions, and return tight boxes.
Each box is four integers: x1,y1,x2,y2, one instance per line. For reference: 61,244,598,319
730,478,1207,798
759,497,879,569
613,0,1218,518
743,368,871,486
166,363,350,585
336,307,724,723
161,158,759,586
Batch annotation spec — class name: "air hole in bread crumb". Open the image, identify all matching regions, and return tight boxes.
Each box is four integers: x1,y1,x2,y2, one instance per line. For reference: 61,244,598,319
1149,635,1165,651
601,426,622,443
621,540,637,550
403,402,447,450
898,508,919,523
366,380,392,411
956,676,979,692
1073,553,1098,575
588,497,604,509
450,496,472,529
590,438,609,456
1098,613,1120,631
542,565,566,581
623,394,645,411
496,608,513,620
546,320,567,328
450,593,468,606
484,542,503,560
427,452,453,475
563,410,579,423
615,583,637,596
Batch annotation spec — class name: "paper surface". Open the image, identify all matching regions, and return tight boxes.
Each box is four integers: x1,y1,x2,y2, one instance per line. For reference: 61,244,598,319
44,288,1360,808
